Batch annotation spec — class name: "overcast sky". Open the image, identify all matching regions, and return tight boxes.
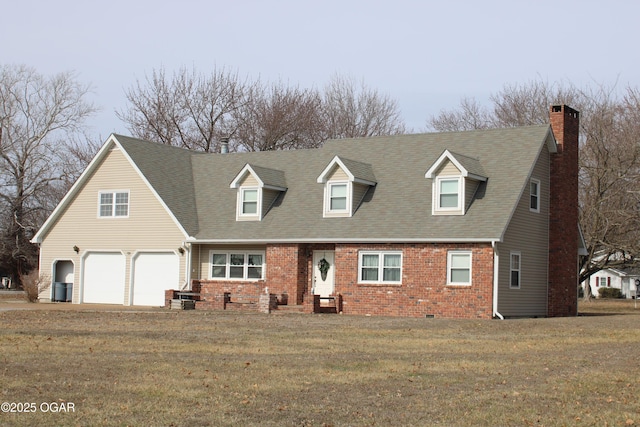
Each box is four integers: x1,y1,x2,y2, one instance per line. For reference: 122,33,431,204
3,0,639,140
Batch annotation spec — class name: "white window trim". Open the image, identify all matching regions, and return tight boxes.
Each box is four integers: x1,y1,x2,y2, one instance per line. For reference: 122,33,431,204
510,251,521,289
237,187,261,220
433,176,464,215
530,179,540,213
358,251,403,284
209,250,266,281
324,181,352,217
98,190,130,218
447,250,472,286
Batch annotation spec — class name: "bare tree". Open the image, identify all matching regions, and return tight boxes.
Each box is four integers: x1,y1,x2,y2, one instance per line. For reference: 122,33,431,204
578,86,640,287
0,64,96,286
322,74,406,139
428,80,580,132
427,79,640,294
118,67,252,152
234,81,324,151
428,97,494,132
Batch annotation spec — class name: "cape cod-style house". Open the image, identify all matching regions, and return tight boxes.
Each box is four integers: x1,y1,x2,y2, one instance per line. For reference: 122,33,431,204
32,105,585,318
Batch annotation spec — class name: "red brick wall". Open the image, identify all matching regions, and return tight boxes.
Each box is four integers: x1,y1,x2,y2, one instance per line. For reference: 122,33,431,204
333,243,494,319
266,244,308,304
196,280,264,309
548,105,580,316
193,242,495,318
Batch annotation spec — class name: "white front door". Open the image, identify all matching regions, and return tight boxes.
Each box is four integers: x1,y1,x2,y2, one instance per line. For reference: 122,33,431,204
313,251,335,297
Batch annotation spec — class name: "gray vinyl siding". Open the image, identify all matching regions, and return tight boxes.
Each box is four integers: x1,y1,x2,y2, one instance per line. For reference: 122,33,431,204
38,147,187,303
262,189,281,217
465,180,480,211
497,145,550,317
352,183,370,214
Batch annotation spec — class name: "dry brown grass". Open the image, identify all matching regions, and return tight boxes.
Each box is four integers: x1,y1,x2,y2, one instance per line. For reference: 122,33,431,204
0,300,639,426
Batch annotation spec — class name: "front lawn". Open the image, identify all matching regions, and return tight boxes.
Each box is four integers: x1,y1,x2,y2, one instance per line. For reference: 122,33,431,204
0,302,638,426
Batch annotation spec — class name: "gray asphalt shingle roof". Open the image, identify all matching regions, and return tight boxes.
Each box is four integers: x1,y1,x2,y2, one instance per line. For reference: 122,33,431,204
116,124,553,243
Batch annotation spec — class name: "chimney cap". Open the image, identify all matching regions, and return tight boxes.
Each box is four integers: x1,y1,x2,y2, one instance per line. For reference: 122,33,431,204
220,137,229,154
551,105,579,118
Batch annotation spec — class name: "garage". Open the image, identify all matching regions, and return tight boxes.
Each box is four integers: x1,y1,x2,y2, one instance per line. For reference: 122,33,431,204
132,252,179,306
83,252,126,304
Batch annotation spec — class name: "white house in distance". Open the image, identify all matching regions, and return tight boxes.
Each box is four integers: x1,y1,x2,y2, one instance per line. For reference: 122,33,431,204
583,268,640,299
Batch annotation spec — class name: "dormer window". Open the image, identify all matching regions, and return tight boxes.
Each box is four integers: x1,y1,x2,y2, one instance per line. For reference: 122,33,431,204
437,177,461,210
240,188,259,216
425,150,487,216
328,182,349,213
230,164,287,221
317,156,376,218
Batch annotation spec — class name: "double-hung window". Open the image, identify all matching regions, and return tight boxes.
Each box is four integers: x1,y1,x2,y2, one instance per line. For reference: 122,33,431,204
99,191,129,217
210,251,265,280
435,177,460,211
328,182,348,212
530,179,540,212
359,251,402,284
447,251,471,285
510,251,521,289
241,188,259,216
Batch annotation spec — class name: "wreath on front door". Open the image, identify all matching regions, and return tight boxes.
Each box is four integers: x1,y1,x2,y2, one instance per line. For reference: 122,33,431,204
318,258,330,281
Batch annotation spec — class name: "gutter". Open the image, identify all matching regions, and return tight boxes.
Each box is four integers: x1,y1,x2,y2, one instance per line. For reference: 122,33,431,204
185,237,501,245
492,240,504,320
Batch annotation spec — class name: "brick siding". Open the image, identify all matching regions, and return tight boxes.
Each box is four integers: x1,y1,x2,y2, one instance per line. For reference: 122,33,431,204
548,105,580,316
193,242,494,319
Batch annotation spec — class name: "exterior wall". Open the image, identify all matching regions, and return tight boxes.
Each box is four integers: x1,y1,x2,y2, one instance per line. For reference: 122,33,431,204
262,189,281,217
333,243,494,318
239,174,259,186
38,147,187,303
436,159,460,176
327,166,348,181
193,244,307,307
465,180,480,211
193,242,495,318
498,145,550,317
548,106,580,316
352,183,370,213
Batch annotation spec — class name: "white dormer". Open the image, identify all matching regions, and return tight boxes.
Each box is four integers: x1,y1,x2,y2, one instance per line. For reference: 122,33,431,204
425,150,487,216
230,164,287,221
317,156,376,218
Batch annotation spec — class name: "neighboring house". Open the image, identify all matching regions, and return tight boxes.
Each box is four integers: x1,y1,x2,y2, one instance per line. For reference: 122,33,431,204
32,105,585,318
583,268,640,299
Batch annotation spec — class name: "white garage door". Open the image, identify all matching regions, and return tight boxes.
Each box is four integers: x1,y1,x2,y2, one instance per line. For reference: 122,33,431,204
83,252,126,304
132,252,179,306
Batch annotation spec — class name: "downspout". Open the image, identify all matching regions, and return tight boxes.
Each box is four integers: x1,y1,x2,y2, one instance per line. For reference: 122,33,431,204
492,240,504,319
182,242,192,291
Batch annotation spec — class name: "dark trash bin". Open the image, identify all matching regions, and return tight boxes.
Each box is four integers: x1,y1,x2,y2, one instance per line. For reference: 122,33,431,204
53,282,65,302
65,283,73,302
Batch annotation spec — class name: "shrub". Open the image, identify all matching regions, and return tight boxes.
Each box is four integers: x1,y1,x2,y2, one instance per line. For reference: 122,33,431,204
19,270,48,303
598,287,622,299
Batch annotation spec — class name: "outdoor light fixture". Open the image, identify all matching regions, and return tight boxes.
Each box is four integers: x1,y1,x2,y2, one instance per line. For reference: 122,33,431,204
178,247,185,255
73,245,79,253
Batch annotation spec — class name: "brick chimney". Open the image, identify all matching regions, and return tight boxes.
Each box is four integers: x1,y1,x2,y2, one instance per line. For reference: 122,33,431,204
548,105,579,316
